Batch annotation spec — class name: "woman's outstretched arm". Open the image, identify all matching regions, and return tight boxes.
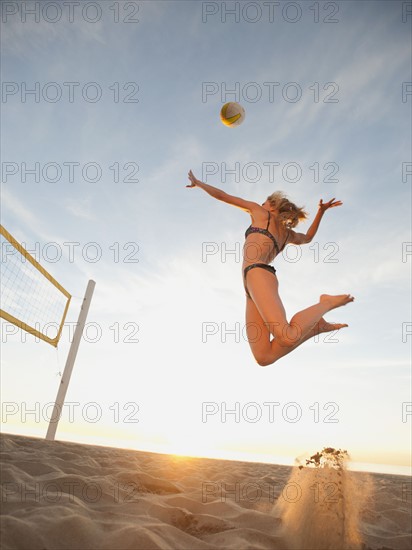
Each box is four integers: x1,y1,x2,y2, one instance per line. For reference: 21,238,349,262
187,170,260,214
290,198,343,244
186,170,225,200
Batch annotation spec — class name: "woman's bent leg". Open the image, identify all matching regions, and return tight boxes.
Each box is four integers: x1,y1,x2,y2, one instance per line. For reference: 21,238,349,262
245,289,349,366
246,267,353,347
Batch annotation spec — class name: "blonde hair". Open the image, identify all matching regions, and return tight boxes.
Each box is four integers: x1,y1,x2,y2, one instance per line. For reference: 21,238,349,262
267,191,308,228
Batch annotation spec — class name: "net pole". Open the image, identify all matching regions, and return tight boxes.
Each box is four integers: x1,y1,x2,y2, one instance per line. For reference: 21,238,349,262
46,279,96,441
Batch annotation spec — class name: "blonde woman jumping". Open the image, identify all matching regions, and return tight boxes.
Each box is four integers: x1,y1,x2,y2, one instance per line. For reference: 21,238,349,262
187,170,354,366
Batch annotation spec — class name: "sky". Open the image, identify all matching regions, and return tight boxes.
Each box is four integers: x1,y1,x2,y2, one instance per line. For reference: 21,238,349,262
1,0,411,475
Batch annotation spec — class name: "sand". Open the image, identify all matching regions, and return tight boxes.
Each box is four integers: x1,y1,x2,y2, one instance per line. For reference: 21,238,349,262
0,433,410,550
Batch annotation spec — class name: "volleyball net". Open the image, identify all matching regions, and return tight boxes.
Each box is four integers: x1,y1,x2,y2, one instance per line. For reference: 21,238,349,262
0,224,71,347
1,223,96,440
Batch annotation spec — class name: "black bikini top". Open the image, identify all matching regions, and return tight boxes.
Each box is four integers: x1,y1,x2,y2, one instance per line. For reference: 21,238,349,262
245,211,289,255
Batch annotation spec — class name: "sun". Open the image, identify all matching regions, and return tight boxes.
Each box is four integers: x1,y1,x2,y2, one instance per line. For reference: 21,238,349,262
164,433,221,460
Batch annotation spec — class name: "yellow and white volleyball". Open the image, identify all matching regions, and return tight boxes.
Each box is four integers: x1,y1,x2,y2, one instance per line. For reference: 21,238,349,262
220,102,245,127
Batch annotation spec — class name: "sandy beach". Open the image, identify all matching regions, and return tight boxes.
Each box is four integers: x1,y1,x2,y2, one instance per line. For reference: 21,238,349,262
0,433,410,550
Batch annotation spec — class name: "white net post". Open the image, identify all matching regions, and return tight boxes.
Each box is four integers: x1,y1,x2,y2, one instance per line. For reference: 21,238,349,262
46,280,96,441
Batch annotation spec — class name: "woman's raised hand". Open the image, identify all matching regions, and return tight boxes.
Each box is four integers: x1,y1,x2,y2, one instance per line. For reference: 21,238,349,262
186,170,201,188
319,198,343,212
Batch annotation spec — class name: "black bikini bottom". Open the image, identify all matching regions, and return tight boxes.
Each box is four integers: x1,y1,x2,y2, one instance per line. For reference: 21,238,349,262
243,263,277,299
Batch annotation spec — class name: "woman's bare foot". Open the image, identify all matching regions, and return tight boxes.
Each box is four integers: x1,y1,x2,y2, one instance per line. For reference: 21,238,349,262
320,294,354,311
316,317,348,334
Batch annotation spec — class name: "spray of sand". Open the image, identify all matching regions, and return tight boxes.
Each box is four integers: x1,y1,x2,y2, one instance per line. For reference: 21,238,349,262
275,448,373,550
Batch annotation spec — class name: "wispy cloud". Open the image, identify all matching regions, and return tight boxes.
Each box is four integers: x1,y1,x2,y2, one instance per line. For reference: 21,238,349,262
64,198,96,221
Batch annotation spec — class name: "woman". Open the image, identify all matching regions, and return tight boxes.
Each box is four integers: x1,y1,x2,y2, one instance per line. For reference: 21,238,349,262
187,170,354,366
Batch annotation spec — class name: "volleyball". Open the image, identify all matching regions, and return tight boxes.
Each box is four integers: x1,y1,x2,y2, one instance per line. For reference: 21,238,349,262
220,102,245,127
